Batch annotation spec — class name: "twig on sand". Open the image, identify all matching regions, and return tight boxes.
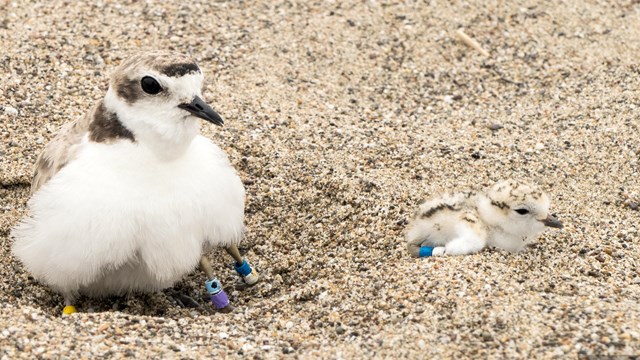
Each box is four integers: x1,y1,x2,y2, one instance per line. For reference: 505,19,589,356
455,29,490,57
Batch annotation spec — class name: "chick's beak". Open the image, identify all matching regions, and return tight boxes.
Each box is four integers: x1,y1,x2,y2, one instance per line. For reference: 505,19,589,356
178,96,224,126
542,214,563,229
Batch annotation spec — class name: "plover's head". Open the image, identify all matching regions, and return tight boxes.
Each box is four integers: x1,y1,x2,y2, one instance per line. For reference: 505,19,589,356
480,179,562,242
103,51,222,148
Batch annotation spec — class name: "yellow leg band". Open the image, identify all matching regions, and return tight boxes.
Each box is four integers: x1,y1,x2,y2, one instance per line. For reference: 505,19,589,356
62,305,77,315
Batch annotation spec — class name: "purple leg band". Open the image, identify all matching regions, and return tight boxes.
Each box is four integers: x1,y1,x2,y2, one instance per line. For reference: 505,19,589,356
210,289,229,309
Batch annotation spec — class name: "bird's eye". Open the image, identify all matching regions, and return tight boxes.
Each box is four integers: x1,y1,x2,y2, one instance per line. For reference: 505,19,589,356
141,76,162,95
515,208,530,215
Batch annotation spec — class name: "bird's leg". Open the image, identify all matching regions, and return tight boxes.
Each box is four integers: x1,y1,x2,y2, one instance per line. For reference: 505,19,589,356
200,256,233,312
226,245,260,286
406,221,436,258
407,242,422,258
62,294,77,315
226,245,243,264
415,245,444,257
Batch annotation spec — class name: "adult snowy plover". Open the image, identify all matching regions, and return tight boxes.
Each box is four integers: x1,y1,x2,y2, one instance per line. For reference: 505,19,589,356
406,179,563,257
12,51,259,314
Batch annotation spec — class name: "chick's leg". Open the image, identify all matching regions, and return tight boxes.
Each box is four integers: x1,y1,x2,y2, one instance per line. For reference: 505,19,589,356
406,225,427,258
226,245,260,286
405,220,439,258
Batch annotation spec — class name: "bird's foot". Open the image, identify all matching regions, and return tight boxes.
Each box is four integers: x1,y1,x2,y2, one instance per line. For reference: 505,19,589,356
205,278,233,313
167,289,202,309
432,247,446,256
167,288,234,314
233,260,260,286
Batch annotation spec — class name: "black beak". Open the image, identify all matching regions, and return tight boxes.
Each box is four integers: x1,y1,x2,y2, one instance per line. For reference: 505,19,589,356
542,214,563,229
178,96,224,126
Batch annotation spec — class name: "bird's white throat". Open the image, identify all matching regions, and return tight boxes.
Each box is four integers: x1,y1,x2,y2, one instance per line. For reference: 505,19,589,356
103,88,200,160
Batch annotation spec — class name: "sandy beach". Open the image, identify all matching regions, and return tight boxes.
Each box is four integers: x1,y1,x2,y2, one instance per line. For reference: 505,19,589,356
1,0,639,358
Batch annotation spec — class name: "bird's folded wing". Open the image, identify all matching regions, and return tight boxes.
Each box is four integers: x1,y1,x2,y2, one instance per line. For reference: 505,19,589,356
31,111,92,194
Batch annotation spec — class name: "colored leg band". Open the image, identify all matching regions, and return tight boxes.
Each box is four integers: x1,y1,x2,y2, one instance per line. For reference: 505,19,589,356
234,260,252,276
210,289,230,309
205,278,222,294
419,246,434,257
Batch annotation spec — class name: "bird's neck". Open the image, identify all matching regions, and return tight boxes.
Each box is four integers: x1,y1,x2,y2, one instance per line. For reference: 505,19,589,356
476,195,497,225
103,90,199,161
477,195,529,252
477,195,508,235
137,122,199,161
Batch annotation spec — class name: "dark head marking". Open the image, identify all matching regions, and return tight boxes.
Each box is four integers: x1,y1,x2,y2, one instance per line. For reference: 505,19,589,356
89,101,135,143
111,51,201,104
115,76,143,104
490,200,509,210
161,63,200,77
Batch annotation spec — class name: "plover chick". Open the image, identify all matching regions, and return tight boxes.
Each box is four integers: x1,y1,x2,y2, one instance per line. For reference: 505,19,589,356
12,51,259,314
406,179,563,257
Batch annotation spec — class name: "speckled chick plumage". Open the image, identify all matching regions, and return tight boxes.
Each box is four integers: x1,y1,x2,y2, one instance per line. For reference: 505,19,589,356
406,179,563,257
11,51,245,300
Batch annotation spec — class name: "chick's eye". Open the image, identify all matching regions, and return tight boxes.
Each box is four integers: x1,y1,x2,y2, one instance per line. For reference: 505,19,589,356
141,76,162,95
515,208,530,215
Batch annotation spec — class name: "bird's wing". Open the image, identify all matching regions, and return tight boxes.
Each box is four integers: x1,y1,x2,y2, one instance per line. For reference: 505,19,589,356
31,112,91,194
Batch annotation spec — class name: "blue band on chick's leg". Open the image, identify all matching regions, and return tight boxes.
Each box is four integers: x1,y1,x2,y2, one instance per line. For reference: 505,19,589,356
419,246,435,257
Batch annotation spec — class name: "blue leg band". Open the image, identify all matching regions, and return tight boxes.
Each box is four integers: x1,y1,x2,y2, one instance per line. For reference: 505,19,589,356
205,278,222,294
419,246,434,257
234,260,253,276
